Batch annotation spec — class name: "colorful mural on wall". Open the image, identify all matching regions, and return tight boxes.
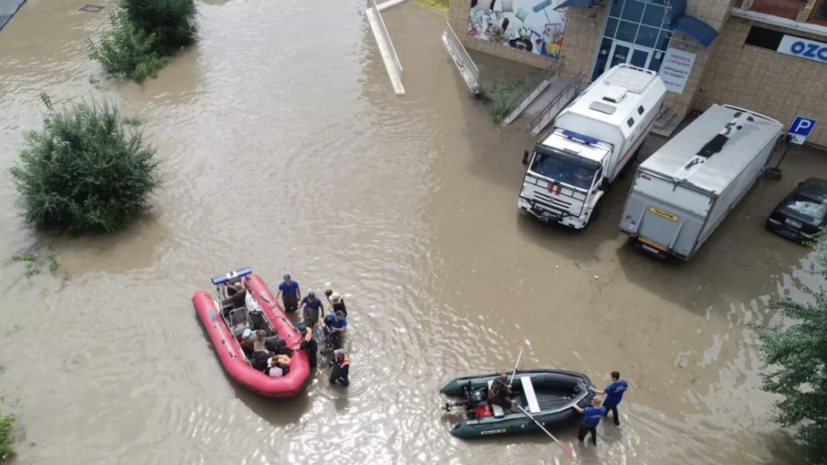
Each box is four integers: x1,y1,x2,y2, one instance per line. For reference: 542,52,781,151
467,0,569,59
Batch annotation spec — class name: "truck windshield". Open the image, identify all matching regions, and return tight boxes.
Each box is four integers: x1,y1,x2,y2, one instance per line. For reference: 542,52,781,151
530,152,597,190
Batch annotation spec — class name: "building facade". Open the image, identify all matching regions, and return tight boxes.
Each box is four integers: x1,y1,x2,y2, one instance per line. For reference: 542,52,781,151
449,0,827,146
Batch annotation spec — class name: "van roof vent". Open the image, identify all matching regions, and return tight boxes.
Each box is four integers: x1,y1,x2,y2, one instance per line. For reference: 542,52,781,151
589,101,617,115
602,86,627,103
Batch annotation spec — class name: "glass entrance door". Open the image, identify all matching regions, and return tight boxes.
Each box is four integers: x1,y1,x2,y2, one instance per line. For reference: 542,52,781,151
603,40,651,74
590,0,673,82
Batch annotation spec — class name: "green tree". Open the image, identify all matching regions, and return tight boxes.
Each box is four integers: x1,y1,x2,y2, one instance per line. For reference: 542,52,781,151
88,11,167,82
121,0,198,54
0,410,15,462
753,229,827,463
9,94,160,235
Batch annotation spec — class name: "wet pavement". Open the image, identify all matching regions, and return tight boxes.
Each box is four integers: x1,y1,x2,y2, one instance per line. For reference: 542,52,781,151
0,0,823,464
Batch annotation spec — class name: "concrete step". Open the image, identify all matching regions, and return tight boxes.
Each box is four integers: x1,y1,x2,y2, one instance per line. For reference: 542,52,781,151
652,106,682,138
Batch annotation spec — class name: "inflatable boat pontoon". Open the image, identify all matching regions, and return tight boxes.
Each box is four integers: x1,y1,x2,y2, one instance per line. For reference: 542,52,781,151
440,369,595,438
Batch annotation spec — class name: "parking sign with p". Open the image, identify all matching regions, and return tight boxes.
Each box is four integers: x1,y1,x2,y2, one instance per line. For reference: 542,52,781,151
788,116,817,145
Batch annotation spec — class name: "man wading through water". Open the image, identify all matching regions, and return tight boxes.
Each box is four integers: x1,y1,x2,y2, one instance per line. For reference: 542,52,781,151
573,398,606,446
276,274,301,313
594,371,628,426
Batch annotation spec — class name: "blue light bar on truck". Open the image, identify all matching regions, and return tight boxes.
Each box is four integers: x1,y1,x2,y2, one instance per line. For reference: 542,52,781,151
211,267,253,285
561,130,599,146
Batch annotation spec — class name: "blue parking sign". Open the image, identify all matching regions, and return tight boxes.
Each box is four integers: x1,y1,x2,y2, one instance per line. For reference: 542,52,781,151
788,116,817,145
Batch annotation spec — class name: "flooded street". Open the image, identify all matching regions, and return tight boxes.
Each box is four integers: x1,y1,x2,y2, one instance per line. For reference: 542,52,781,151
0,0,824,463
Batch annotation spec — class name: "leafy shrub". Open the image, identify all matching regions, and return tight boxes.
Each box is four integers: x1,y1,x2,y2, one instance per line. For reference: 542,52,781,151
9,94,160,235
752,229,827,463
88,11,166,82
474,79,531,123
122,0,198,53
0,411,15,462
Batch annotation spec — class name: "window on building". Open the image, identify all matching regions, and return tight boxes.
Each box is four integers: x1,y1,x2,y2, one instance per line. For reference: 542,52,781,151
627,118,635,127
744,25,784,50
817,0,827,19
637,106,644,115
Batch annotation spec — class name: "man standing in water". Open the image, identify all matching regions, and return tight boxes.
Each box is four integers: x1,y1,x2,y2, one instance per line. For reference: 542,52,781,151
573,397,605,446
275,274,301,313
299,291,324,328
594,371,628,426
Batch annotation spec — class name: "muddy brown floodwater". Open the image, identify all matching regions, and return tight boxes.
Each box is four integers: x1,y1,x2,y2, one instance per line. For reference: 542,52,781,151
0,0,825,464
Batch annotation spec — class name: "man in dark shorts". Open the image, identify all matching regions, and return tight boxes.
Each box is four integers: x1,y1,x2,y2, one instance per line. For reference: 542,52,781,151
276,274,301,313
296,322,318,368
488,373,517,413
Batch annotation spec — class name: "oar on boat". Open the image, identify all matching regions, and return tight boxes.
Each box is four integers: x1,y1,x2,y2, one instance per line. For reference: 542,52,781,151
517,405,574,457
509,338,529,384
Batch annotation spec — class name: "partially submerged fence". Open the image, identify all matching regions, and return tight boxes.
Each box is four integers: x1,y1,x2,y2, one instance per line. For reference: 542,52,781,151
500,63,561,126
441,23,479,94
366,0,405,96
528,73,586,137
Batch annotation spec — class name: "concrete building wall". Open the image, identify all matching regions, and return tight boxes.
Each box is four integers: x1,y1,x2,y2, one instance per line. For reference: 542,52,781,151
697,17,827,146
448,0,827,146
448,0,556,69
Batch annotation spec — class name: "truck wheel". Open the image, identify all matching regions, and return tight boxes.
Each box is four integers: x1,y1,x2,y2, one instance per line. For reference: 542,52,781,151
585,199,603,229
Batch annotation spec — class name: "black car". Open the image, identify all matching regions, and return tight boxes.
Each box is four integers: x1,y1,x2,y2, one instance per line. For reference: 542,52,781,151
766,177,827,243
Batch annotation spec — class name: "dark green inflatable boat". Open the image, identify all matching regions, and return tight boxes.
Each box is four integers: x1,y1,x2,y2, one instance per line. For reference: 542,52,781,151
439,369,595,439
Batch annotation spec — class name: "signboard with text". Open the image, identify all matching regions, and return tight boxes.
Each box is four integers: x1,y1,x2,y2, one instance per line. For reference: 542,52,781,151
777,35,827,64
659,48,696,94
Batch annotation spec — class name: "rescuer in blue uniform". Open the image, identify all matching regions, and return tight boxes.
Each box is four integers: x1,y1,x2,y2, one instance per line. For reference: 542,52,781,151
595,371,628,426
573,397,606,445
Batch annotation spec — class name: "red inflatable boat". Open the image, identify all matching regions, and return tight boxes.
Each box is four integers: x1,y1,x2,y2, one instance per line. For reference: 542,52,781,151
192,268,310,397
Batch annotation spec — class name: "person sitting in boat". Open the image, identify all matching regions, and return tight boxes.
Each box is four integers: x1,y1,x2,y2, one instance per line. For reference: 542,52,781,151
266,354,292,377
296,322,318,369
251,329,287,356
325,290,348,317
222,277,245,301
300,291,325,328
488,373,517,413
329,349,350,386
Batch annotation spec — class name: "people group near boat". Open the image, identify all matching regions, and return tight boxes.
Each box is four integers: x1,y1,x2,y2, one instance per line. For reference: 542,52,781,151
192,268,351,398
193,268,630,451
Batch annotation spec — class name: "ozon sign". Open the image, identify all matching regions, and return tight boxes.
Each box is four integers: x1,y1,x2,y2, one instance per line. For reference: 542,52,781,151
777,35,827,63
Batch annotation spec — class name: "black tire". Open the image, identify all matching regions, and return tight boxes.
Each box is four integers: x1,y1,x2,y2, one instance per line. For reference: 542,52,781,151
585,199,603,229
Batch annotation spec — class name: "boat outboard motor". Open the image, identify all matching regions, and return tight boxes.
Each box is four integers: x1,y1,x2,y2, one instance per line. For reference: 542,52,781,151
469,389,487,406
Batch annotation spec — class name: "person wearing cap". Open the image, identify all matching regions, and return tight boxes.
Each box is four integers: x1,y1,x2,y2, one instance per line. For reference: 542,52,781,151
299,291,325,328
324,310,348,349
325,290,348,317
329,349,350,386
296,322,318,368
276,274,301,313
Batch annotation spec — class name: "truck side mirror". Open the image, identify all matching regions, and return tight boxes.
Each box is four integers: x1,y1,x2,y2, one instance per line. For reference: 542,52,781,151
522,150,529,166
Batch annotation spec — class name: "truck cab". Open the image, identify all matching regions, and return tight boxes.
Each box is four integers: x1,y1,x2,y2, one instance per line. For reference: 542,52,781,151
518,130,611,229
517,64,666,230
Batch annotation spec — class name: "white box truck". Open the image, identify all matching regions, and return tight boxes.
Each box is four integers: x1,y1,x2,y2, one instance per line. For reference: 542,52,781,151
518,64,666,229
618,104,784,260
